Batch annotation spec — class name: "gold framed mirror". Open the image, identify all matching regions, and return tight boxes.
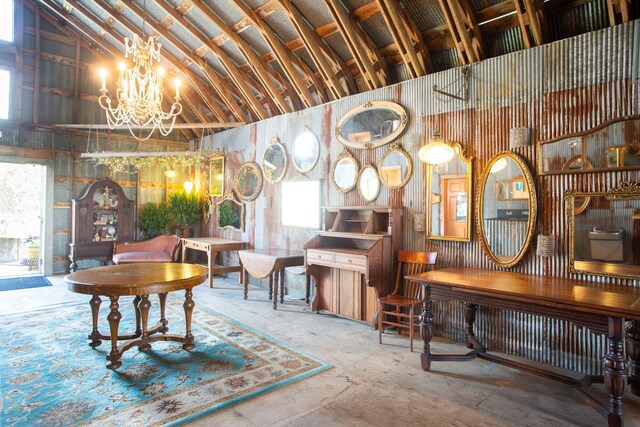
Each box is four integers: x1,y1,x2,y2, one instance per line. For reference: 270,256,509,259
336,101,408,149
292,127,320,173
217,190,244,232
262,137,288,184
567,181,640,280
209,153,225,197
426,142,473,241
562,155,592,215
235,161,263,202
331,149,358,192
358,163,380,202
378,143,412,189
476,152,537,268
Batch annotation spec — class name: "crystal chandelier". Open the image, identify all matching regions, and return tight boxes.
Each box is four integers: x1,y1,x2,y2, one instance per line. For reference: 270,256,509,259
98,34,182,141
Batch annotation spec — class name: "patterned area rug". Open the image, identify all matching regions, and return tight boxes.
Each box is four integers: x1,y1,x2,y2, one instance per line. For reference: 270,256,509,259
0,296,331,426
0,276,52,291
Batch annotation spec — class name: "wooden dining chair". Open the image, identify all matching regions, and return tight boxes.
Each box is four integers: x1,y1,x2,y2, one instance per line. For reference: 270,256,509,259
378,250,438,351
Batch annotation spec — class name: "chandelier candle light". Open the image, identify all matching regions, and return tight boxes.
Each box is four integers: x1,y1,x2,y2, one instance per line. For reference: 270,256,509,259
99,34,182,141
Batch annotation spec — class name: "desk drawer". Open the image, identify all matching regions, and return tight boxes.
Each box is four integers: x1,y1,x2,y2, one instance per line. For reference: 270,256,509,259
335,253,367,269
307,250,335,264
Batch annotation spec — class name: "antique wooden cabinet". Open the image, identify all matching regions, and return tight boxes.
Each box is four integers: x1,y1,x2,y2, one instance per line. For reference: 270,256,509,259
69,180,135,271
304,206,403,323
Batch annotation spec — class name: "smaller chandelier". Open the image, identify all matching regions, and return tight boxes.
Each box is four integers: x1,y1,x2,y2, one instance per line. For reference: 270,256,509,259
99,34,182,141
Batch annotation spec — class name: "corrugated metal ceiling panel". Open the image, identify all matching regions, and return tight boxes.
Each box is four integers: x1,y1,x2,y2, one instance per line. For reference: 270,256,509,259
324,32,353,62
262,8,299,44
359,13,394,48
237,26,271,56
401,0,445,31
202,0,245,26
291,0,334,28
467,0,505,12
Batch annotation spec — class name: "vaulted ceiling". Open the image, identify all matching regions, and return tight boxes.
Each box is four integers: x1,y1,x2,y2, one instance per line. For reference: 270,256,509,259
38,0,638,132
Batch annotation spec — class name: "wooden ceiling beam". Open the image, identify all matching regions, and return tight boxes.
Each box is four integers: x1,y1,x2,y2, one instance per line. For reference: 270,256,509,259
513,0,547,47
607,0,631,25
189,0,293,115
155,1,267,121
226,0,318,108
438,0,485,64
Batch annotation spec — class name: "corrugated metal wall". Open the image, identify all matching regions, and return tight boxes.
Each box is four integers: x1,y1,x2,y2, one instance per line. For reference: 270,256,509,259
207,21,640,375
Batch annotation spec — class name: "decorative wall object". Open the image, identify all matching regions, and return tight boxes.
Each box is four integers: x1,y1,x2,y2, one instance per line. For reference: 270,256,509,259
330,149,358,192
262,137,288,184
536,235,556,257
509,127,531,148
358,164,381,202
209,155,225,197
378,143,412,189
292,127,320,173
335,101,407,149
235,162,263,202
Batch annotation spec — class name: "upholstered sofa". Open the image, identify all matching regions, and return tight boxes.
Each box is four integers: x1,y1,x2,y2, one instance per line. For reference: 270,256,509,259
112,235,181,264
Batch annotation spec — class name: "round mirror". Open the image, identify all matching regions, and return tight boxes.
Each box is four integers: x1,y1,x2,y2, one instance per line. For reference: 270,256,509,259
292,127,320,173
262,137,288,184
336,101,408,149
476,152,537,268
378,143,412,189
235,161,263,202
331,150,358,192
358,164,380,202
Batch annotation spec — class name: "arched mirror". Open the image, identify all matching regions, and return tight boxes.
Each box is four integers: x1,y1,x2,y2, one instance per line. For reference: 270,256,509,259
331,149,358,192
426,142,473,241
562,155,592,215
336,101,408,149
378,143,412,189
217,191,244,231
358,164,380,202
292,127,320,173
262,137,288,184
235,161,263,202
209,153,225,197
477,152,537,268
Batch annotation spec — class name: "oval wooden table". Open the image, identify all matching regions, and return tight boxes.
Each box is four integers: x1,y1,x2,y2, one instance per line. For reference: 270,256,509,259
65,262,208,369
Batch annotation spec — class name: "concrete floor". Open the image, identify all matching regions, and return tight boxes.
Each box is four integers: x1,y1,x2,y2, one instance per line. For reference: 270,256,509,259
2,274,639,426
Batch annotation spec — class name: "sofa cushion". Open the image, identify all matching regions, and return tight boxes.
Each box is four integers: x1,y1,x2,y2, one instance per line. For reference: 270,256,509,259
112,251,173,264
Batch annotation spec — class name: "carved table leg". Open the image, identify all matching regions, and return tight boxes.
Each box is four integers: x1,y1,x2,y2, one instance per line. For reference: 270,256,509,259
420,285,434,371
88,295,102,348
626,320,640,396
132,295,142,336
243,268,249,300
604,317,628,427
272,272,279,310
138,295,152,352
268,274,273,301
182,288,195,350
305,270,311,304
279,268,285,304
106,296,122,370
464,303,486,351
158,292,169,333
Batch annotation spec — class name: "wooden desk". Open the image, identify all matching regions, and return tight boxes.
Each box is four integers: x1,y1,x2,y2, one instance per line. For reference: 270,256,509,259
65,262,208,370
181,237,246,288
238,249,305,309
407,267,640,427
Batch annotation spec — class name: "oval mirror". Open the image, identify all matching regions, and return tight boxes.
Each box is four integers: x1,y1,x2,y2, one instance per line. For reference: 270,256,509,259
378,143,412,189
476,152,537,268
426,142,473,241
235,161,263,202
331,150,359,192
262,137,288,184
358,163,380,202
336,101,408,149
292,127,320,173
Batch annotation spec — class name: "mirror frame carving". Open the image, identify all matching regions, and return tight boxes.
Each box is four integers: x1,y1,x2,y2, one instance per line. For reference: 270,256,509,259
209,151,225,197
566,181,640,280
426,142,473,242
335,101,408,150
262,137,288,184
330,149,359,192
378,143,413,189
357,163,381,202
216,190,245,232
235,161,263,202
537,115,640,175
476,151,537,268
292,127,320,173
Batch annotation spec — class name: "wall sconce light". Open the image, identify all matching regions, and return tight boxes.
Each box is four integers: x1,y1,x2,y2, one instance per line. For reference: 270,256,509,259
536,234,556,257
183,180,194,194
418,130,454,165
413,212,426,232
164,169,176,179
509,127,530,149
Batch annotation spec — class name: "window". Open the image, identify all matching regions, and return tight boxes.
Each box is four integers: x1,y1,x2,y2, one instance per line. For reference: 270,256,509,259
0,0,13,42
0,69,9,119
281,180,321,229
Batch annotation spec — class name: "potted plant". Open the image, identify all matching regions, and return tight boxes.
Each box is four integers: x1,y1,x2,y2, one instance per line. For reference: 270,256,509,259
138,202,173,239
167,190,205,237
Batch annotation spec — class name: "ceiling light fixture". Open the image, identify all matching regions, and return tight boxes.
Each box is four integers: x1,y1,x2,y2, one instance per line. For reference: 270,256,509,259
418,130,455,168
99,34,182,142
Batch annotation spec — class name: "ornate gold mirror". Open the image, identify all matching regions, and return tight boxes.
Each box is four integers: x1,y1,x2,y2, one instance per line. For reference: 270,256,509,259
217,190,244,231
336,101,408,149
235,161,263,202
426,142,473,241
358,163,380,202
262,137,288,184
538,115,640,175
477,152,537,268
209,154,224,197
567,181,640,280
292,127,320,173
378,143,412,189
331,149,358,192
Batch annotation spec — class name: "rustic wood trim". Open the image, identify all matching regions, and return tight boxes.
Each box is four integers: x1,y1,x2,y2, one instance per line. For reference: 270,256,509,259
33,3,40,124
0,145,53,159
72,35,80,124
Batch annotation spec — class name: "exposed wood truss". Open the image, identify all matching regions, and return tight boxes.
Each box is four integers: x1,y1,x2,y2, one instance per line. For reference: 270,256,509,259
513,0,547,48
438,0,485,64
607,0,632,25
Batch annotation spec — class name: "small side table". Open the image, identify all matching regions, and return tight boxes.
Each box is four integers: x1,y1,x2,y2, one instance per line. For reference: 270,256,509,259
237,249,305,309
181,237,246,288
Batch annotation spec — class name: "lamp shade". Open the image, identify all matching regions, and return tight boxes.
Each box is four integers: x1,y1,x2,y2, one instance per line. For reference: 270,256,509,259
418,133,454,165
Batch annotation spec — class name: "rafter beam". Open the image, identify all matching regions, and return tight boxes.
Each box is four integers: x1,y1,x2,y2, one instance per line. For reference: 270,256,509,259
438,0,484,64
513,0,547,47
607,0,631,25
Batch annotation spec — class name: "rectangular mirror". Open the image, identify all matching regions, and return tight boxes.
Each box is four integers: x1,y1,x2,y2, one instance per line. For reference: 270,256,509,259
281,180,321,229
567,181,640,280
496,177,529,201
538,116,640,175
426,142,473,241
210,155,224,197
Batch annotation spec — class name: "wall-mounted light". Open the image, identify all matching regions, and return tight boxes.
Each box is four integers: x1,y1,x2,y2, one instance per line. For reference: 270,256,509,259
164,169,176,179
418,130,454,165
536,234,556,257
183,180,194,194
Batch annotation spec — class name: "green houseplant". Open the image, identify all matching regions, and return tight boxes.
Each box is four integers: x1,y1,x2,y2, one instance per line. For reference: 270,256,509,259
167,190,205,231
138,202,172,239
